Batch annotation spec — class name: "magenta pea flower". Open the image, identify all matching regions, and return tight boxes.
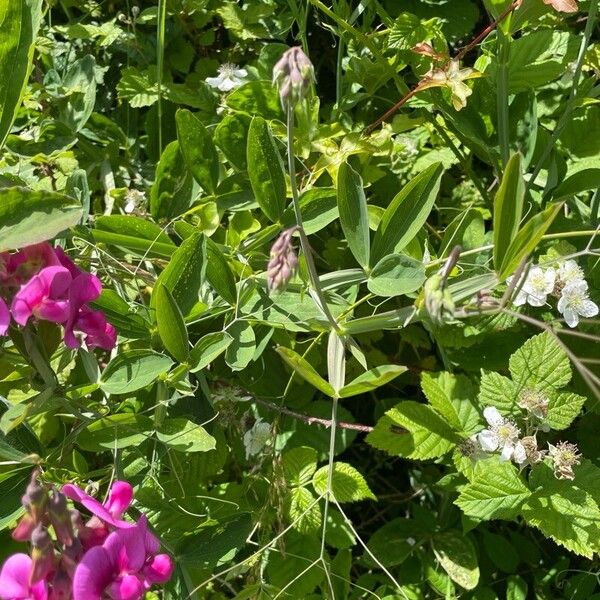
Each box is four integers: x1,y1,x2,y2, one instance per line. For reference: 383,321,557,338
72,518,172,600
0,554,48,600
70,308,117,351
0,298,10,335
62,273,103,349
11,267,72,326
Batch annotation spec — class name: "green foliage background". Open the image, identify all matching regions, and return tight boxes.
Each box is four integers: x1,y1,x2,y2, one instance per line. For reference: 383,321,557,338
0,0,600,598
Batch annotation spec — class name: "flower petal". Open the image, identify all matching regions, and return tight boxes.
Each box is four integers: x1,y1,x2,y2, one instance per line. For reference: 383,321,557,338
105,481,133,519
62,484,133,530
478,429,499,452
0,553,33,599
563,307,579,328
580,299,599,318
513,442,527,465
73,546,114,600
483,406,503,427
107,574,145,600
0,298,10,335
144,554,174,586
500,443,514,462
103,521,147,573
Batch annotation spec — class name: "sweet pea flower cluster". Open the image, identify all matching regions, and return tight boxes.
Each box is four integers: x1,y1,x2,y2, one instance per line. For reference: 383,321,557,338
0,242,116,350
0,471,173,600
507,259,598,328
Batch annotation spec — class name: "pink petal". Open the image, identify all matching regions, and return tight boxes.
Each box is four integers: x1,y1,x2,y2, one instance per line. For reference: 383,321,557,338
105,482,133,520
64,274,103,348
0,553,33,599
143,554,173,586
54,247,82,279
31,579,48,600
0,298,10,335
74,309,117,351
103,522,147,573
62,484,133,530
35,299,70,323
72,546,114,600
107,574,144,600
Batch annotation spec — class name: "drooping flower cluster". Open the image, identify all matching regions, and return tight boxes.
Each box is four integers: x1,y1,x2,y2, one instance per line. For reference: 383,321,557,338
0,243,116,350
266,228,298,293
508,259,598,328
0,471,172,600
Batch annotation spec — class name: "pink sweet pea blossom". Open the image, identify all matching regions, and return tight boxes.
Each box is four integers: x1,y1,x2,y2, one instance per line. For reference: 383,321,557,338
62,274,102,349
0,554,48,600
0,298,10,335
11,267,72,326
69,308,117,351
72,518,172,600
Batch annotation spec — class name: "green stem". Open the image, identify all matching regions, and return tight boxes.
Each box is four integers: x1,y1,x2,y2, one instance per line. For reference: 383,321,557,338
22,328,57,389
156,0,167,155
497,29,510,167
286,105,340,331
527,0,598,192
320,396,338,559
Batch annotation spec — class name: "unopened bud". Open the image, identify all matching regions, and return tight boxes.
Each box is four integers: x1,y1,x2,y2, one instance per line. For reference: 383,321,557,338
30,524,54,583
424,274,455,324
49,490,74,547
12,514,36,542
412,42,447,61
22,469,46,521
267,228,298,292
273,47,315,107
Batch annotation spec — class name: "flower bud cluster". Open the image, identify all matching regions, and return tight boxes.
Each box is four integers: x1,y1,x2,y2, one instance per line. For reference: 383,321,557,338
272,47,315,108
0,471,173,600
267,228,299,292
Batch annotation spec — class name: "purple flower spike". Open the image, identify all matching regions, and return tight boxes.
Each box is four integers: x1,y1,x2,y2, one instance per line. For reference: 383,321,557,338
0,553,48,600
11,267,72,326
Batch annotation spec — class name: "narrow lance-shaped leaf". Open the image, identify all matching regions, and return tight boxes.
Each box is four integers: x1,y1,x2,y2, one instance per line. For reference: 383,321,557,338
339,365,407,398
205,238,237,305
499,202,562,279
154,284,190,363
176,109,219,195
0,0,43,150
371,163,443,265
247,116,286,223
276,346,336,397
493,153,524,273
0,188,82,252
337,162,370,269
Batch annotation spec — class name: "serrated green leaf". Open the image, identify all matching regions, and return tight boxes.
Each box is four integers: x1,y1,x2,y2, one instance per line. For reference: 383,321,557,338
546,391,586,430
286,486,322,534
433,530,480,590
282,446,318,486
189,332,233,373
276,346,335,397
366,401,459,459
339,365,407,398
522,461,600,558
176,109,219,194
312,462,376,502
100,350,173,395
0,188,82,252
509,331,571,393
478,370,520,417
156,418,216,452
371,162,443,265
336,161,370,269
499,203,562,279
247,116,286,223
422,372,480,435
154,284,189,363
455,460,530,520
493,153,524,272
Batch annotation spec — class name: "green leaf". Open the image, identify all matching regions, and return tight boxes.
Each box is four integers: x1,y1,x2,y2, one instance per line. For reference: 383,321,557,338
153,232,206,317
276,346,335,397
214,113,251,171
366,401,459,459
282,187,338,235
439,208,485,256
0,188,82,252
312,462,376,502
546,391,586,430
498,203,562,279
509,332,571,393
176,109,219,195
507,575,528,600
478,370,520,416
367,254,426,297
0,436,29,463
433,531,480,590
77,414,154,451
91,229,175,259
95,215,174,247
282,446,318,486
371,162,443,265
336,162,370,269
59,55,97,132
224,321,256,371
156,418,216,452
189,332,233,373
455,460,531,520
421,372,480,435
246,116,286,223
205,239,237,305
0,0,43,149
100,350,173,395
493,153,524,273
339,365,407,398
286,486,322,534
154,284,189,363
522,461,600,558
149,141,194,219
226,81,283,120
